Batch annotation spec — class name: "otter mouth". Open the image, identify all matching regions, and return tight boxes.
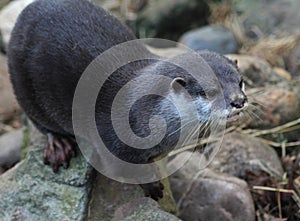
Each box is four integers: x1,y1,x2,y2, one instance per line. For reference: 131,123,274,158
227,112,240,122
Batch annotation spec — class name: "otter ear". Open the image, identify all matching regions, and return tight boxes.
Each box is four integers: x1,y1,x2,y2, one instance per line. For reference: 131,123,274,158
171,77,186,92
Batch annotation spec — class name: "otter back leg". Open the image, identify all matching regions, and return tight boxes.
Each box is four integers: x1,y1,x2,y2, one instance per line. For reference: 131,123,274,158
140,181,164,201
43,133,77,173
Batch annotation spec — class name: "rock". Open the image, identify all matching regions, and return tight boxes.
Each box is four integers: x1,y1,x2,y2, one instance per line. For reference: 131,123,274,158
0,0,11,10
112,197,182,221
233,0,300,38
146,45,185,58
179,25,239,54
273,67,292,80
0,0,34,51
87,172,145,221
87,162,178,221
0,129,22,170
248,35,298,68
226,54,286,88
168,152,255,221
131,0,209,41
246,80,300,129
208,132,284,179
0,53,20,121
0,120,179,220
0,126,94,220
286,40,300,77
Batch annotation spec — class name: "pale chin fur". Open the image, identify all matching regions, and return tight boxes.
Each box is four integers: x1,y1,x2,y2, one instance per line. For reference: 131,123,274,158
167,91,212,123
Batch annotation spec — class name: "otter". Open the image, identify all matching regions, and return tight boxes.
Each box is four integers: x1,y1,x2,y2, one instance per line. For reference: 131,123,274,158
8,0,247,200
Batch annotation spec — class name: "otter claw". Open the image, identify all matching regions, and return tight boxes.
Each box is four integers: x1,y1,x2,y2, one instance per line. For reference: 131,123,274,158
43,133,76,173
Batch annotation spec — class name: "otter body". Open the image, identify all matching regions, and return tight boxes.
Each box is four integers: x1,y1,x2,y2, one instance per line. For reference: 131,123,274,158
8,0,247,199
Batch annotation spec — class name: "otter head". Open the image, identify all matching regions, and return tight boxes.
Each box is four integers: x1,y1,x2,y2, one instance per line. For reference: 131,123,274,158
168,50,247,124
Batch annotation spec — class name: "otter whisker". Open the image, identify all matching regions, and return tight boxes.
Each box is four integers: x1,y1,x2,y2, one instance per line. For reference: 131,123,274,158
250,100,267,109
182,121,203,147
248,102,264,112
245,108,263,122
246,88,266,97
243,103,264,120
167,118,199,137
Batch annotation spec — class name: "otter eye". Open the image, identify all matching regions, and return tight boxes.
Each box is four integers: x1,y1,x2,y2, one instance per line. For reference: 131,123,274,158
206,89,218,99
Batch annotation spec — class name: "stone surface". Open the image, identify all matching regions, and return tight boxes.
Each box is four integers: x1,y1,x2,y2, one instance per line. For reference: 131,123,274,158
208,132,284,179
0,129,22,170
246,80,300,129
226,54,286,88
86,172,144,221
0,51,20,122
112,197,182,221
273,67,292,80
168,152,255,221
131,0,209,41
0,127,94,221
286,40,300,77
0,122,180,221
179,25,238,54
0,0,11,10
0,0,34,51
146,45,185,58
233,0,300,38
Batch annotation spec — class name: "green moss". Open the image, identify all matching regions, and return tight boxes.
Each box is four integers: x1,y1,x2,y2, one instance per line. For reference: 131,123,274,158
153,156,179,216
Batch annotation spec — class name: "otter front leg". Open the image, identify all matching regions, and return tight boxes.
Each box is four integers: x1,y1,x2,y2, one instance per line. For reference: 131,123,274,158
140,181,164,201
43,133,76,173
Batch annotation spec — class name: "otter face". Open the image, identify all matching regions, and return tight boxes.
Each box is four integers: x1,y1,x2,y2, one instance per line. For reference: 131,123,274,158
168,51,248,124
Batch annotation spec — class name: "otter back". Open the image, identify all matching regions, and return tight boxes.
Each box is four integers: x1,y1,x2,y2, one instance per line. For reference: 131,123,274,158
8,0,136,135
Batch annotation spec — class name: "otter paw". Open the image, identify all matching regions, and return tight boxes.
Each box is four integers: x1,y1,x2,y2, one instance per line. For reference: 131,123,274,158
140,181,164,201
43,133,76,173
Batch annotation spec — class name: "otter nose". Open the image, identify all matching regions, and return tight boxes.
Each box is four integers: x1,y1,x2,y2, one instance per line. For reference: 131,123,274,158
231,97,247,109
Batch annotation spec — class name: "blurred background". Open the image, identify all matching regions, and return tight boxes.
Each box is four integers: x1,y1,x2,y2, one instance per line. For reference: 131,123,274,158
1,0,300,220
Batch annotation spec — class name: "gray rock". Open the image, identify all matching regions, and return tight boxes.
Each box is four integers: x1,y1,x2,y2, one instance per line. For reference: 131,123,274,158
0,0,11,10
0,122,180,221
131,0,209,41
112,197,182,221
0,129,23,170
0,0,34,51
226,54,286,88
246,80,300,129
208,132,284,179
146,45,185,58
0,127,94,221
286,40,300,77
168,152,255,221
0,53,20,121
179,25,239,54
233,0,300,38
87,172,144,221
